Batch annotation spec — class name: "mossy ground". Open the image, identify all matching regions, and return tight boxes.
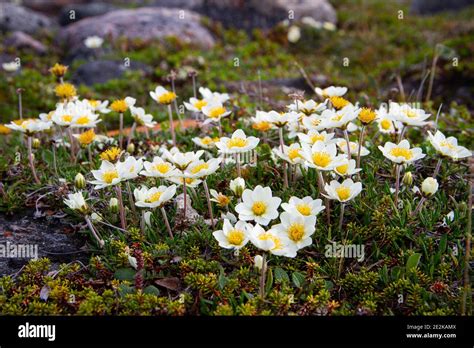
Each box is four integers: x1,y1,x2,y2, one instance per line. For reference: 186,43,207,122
0,0,472,315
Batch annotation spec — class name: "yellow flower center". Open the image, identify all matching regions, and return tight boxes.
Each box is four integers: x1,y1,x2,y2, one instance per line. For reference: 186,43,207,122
390,147,413,160
88,100,100,108
184,178,194,184
440,141,455,150
288,148,302,161
227,229,245,246
336,164,348,175
253,121,272,132
311,119,321,126
78,129,96,145
228,137,248,148
405,110,417,118
146,191,162,203
154,163,170,174
331,114,343,122
296,203,311,216
380,119,392,130
259,233,282,250
110,100,128,113
62,115,73,122
358,107,376,124
158,91,176,104
201,137,213,145
252,201,267,216
50,63,68,77
194,99,207,110
208,106,226,118
310,134,325,144
216,194,230,206
100,147,122,161
330,96,349,110
76,116,90,125
55,83,76,100
288,223,305,242
190,163,209,174
336,186,351,200
312,152,332,167
103,170,118,184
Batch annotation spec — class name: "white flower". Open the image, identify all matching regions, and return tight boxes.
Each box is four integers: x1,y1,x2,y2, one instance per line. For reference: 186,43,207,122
301,141,346,171
128,255,138,269
376,106,401,134
266,110,298,128
335,139,370,156
2,61,20,72
84,36,103,49
390,102,430,127
130,106,156,128
168,176,202,188
287,25,301,43
323,178,362,202
117,156,143,181
83,99,110,114
63,191,88,212
192,136,219,149
378,139,426,164
144,211,153,226
215,129,260,155
149,86,176,105
70,109,101,128
421,177,438,196
134,185,177,209
249,224,297,257
229,177,245,196
443,211,455,225
162,148,204,171
427,130,471,160
5,119,52,135
254,255,264,270
333,159,361,177
272,212,316,250
297,130,335,145
251,111,274,132
301,114,327,131
199,87,230,104
210,190,231,207
184,97,208,112
281,196,324,217
288,99,327,116
221,211,237,223
319,105,359,129
185,158,221,178
235,185,281,226
89,160,121,189
212,219,251,250
140,156,178,178
90,212,103,222
315,86,347,98
201,101,231,124
273,143,305,165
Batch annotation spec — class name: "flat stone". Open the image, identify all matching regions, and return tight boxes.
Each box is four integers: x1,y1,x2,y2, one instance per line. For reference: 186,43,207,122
0,3,54,35
3,31,47,55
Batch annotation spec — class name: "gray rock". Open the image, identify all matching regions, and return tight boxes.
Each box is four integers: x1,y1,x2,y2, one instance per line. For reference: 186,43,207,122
3,31,47,55
71,59,153,86
59,2,118,26
59,7,215,52
0,3,53,34
252,0,337,24
411,0,474,14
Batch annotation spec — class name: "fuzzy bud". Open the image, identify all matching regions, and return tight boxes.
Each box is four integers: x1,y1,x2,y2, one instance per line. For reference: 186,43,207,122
32,138,41,149
109,197,119,213
74,173,86,189
421,177,438,196
402,171,413,186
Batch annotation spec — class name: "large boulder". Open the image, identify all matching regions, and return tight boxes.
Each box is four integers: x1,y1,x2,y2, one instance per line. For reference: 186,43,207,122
59,7,215,51
71,59,153,86
59,2,118,26
3,31,47,55
0,3,53,34
411,0,474,14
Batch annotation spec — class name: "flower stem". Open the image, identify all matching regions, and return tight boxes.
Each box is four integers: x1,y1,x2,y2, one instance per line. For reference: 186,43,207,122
161,206,174,238
140,210,146,235
127,122,137,147
259,253,267,299
356,126,365,170
412,196,426,216
461,180,472,315
87,144,93,169
183,179,187,218
119,112,124,148
67,127,76,162
203,179,215,228
338,203,345,234
115,185,127,230
27,136,40,184
279,127,288,189
236,152,241,178
433,158,443,178
52,143,58,178
394,164,401,208
126,181,137,216
318,170,331,225
167,104,176,147
17,88,23,120
85,215,104,248
343,129,352,161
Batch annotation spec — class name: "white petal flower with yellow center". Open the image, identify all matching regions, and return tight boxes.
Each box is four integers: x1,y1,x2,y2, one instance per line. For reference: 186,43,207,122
428,130,471,160
390,102,430,127
90,160,122,189
140,156,178,178
301,141,346,171
212,219,251,250
63,191,88,213
272,212,316,250
168,176,202,188
249,224,297,257
333,159,361,177
315,86,348,98
266,110,298,128
378,140,425,164
323,178,362,203
297,130,335,145
184,97,208,112
199,87,230,104
162,149,204,170
375,106,401,134
301,114,326,131
210,189,231,207
192,136,219,149
251,111,274,132
185,158,222,178
202,101,231,124
215,129,260,155
229,177,245,196
273,143,305,165
288,99,327,116
335,139,370,156
134,185,177,209
150,86,177,105
235,185,281,226
281,196,325,217
117,156,143,181
84,36,103,49
130,106,156,128
83,99,110,114
71,110,101,128
6,119,52,135
319,105,359,129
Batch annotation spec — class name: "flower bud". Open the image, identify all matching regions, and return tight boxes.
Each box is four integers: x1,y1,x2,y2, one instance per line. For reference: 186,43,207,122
229,177,245,197
254,255,265,271
126,143,135,154
32,138,41,149
109,197,119,213
402,171,413,186
421,177,438,196
74,173,86,189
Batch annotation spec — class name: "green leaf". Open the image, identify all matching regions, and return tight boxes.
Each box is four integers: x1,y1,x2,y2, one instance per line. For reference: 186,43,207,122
439,234,447,254
265,268,273,294
274,267,289,283
218,268,228,290
114,268,136,281
292,271,305,288
143,285,160,296
118,284,135,297
406,253,421,273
